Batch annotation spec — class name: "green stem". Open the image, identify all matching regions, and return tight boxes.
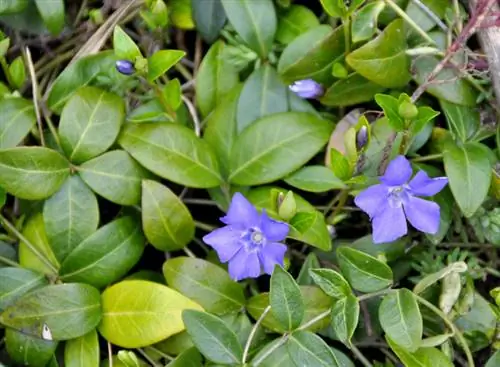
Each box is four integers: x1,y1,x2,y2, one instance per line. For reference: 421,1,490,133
242,305,271,364
328,190,349,223
411,153,443,162
350,343,373,367
343,17,351,54
182,247,196,258
414,294,474,367
0,255,21,268
174,63,193,81
136,348,162,367
357,288,394,302
194,221,216,232
144,346,173,362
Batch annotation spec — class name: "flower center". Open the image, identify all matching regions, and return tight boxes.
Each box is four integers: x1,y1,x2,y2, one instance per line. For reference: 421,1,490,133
241,228,266,252
387,186,406,208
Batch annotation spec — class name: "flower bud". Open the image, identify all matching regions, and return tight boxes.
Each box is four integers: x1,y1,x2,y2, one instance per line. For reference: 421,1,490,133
398,100,418,119
278,191,297,221
289,79,323,99
356,125,368,150
115,60,135,75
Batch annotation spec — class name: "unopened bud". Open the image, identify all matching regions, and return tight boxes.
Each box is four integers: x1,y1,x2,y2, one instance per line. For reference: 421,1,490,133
398,100,418,120
439,272,462,315
356,125,368,150
289,79,324,99
278,191,297,221
115,60,135,75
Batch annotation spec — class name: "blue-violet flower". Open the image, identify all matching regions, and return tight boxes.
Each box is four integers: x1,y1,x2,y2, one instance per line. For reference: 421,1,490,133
354,155,448,244
203,193,289,281
289,79,323,99
115,60,135,75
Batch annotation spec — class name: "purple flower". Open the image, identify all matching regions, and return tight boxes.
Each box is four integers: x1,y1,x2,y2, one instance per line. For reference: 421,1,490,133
115,60,135,75
203,193,289,281
289,79,323,99
354,155,448,244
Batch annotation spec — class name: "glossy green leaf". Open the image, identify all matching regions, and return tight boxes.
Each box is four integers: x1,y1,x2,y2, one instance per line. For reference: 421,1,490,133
386,337,453,367
221,0,276,57
0,0,28,14
319,0,345,17
113,25,142,61
379,289,422,352
287,330,342,367
166,347,202,367
34,0,65,35
5,328,58,367
289,211,331,251
43,175,99,262
440,100,479,142
170,0,194,29
60,217,145,288
251,338,293,366
163,79,182,111
278,25,344,84
99,280,203,348
64,330,99,367
147,50,185,82
337,246,393,293
270,266,304,331
285,165,347,193
0,283,101,340
78,150,152,206
375,93,405,131
320,73,385,107
0,147,69,200
309,268,351,299
119,123,222,188
276,5,319,45
19,212,60,275
192,0,226,43
59,86,124,163
346,19,410,88
237,64,288,132
229,112,332,185
204,84,242,177
0,241,16,268
0,97,35,148
163,257,245,315
331,294,359,345
9,56,25,90
443,141,492,217
183,309,243,364
297,253,321,286
352,1,385,43
486,350,500,367
0,267,48,310
142,180,194,251
195,41,239,118
410,106,440,138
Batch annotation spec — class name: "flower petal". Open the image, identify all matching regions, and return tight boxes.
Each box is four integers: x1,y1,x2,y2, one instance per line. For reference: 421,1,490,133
259,242,287,275
228,248,261,281
408,171,448,197
354,184,388,219
380,155,413,186
260,210,289,242
220,192,259,228
403,196,440,234
372,204,408,243
202,226,243,263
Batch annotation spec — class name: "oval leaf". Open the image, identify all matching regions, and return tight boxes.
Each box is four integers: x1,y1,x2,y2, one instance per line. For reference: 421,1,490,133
6,328,58,367
289,211,332,251
0,97,35,148
147,50,186,82
270,266,304,331
64,330,99,367
34,0,64,35
351,1,385,43
276,5,319,45
287,330,342,367
285,165,347,192
0,267,48,310
309,268,351,299
331,294,360,345
192,0,226,43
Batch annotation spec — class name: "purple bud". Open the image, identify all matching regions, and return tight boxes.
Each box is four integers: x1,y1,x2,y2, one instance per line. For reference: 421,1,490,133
356,125,368,150
289,79,323,99
115,60,135,75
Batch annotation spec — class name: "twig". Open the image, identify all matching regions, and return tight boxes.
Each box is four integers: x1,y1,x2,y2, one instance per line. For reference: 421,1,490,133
411,0,449,32
350,343,373,367
23,47,45,146
108,342,113,367
242,305,271,364
181,95,201,137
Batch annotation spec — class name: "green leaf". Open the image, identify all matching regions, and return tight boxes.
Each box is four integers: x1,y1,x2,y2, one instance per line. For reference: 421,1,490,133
410,106,440,138
119,123,222,188
34,0,65,35
113,25,142,61
0,267,48,310
0,97,35,148
64,330,99,367
278,25,344,84
309,268,351,299
237,64,288,132
285,165,347,193
166,347,202,367
351,1,385,43
192,0,226,43
147,50,185,82
276,5,319,45
59,217,145,288
229,112,332,185
99,280,203,348
486,350,500,367
297,253,321,286
289,211,331,251
337,246,393,293
331,294,359,345
319,0,345,17
379,289,422,352
19,212,60,275
0,147,69,200
251,338,293,366
163,257,245,315
142,180,194,251
204,84,243,177
5,328,58,367
346,19,410,88
43,175,99,262
270,266,304,331
195,41,239,118
0,0,28,14
183,309,243,364
163,79,182,111
375,93,405,131
221,0,276,58
286,330,342,367
9,56,25,90
443,141,492,217
0,283,101,340
78,150,152,206
59,86,124,163
329,148,352,181
440,100,479,142
386,337,453,367
320,73,385,107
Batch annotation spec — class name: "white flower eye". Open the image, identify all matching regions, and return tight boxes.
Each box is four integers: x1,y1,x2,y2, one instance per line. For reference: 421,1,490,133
42,323,52,341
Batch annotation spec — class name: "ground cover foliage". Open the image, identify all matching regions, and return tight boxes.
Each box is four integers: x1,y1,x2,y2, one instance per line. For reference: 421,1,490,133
0,0,498,366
